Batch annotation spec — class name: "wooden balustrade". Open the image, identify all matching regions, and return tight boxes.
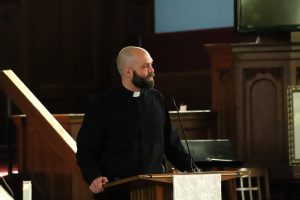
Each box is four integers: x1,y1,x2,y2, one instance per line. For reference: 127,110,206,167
0,70,93,200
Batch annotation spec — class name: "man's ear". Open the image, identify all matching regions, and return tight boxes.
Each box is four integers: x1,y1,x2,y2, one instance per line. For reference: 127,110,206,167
124,67,132,76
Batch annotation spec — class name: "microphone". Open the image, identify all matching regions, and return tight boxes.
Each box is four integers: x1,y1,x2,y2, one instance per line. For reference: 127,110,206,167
171,97,201,173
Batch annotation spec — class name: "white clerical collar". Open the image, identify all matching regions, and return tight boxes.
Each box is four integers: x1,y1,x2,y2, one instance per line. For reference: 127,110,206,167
132,91,140,97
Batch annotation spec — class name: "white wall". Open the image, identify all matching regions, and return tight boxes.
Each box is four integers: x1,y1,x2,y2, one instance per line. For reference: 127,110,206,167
155,0,234,33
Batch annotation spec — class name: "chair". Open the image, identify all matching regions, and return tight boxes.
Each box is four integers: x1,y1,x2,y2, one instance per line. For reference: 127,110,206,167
232,167,270,200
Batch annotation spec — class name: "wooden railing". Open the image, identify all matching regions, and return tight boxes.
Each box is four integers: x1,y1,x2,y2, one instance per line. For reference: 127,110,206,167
0,70,93,200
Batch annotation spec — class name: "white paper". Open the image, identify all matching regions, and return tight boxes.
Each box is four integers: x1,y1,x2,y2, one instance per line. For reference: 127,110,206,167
173,174,221,200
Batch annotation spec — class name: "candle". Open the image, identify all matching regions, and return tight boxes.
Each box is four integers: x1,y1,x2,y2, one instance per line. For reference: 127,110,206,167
23,181,32,200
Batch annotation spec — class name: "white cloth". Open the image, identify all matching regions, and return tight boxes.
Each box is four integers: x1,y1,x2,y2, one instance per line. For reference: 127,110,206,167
173,174,221,200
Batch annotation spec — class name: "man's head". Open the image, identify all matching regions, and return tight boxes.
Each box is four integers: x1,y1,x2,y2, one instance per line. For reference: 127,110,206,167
116,46,155,91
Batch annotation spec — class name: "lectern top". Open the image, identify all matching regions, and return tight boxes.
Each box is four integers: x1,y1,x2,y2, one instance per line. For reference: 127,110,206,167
103,171,246,189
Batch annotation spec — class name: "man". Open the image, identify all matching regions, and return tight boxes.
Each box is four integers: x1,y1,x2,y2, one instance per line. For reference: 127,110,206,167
76,46,192,199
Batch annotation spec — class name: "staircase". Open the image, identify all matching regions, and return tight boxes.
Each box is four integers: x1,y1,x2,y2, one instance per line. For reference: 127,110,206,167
0,70,93,199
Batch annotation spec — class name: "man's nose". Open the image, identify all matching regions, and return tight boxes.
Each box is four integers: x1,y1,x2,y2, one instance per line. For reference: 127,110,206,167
148,65,154,73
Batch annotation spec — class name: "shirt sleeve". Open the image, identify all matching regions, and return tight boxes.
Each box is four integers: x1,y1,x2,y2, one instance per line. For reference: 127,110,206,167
76,95,105,184
160,96,192,172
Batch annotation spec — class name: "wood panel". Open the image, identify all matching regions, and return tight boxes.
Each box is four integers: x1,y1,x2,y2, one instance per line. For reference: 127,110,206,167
155,70,211,110
0,0,154,114
243,69,284,164
52,112,217,141
169,111,217,140
205,44,236,141
206,42,300,200
233,45,291,168
13,116,93,200
0,2,20,73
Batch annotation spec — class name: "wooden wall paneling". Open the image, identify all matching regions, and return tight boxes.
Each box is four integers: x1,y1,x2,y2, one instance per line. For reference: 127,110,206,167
205,44,236,140
26,0,68,112
242,67,285,165
19,0,30,84
155,70,211,111
108,0,155,88
206,43,300,199
207,44,296,166
27,0,64,83
11,0,155,114
53,113,83,140
109,0,154,47
25,0,102,113
169,111,217,140
206,43,300,200
232,46,293,168
0,2,20,71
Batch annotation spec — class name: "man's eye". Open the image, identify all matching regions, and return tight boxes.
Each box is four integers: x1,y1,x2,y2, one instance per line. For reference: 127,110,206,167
144,63,153,68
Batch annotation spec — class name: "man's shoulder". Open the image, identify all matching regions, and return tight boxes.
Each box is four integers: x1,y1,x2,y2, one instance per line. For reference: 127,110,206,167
146,88,161,95
90,87,122,98
89,86,129,106
145,88,163,98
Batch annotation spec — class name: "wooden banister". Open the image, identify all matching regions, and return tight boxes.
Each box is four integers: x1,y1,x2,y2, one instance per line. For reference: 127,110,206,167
0,70,76,153
0,69,92,199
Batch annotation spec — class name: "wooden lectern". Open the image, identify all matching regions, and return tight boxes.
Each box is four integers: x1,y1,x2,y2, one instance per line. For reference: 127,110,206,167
103,171,244,200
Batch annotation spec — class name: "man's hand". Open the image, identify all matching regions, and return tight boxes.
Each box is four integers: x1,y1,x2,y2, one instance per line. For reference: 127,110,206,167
89,176,109,193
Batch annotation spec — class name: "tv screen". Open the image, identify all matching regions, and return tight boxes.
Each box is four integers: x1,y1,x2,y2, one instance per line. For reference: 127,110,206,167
235,0,300,33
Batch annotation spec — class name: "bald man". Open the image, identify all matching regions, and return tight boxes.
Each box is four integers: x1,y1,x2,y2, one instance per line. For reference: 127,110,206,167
76,46,192,200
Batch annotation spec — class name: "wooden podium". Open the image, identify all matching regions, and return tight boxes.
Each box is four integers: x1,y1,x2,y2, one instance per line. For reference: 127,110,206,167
103,171,245,200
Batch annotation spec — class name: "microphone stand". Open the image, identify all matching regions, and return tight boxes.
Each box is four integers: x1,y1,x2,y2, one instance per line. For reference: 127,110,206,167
171,98,201,173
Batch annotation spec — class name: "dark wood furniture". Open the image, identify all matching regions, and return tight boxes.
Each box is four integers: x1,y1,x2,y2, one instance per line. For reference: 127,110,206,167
233,168,270,200
206,42,300,200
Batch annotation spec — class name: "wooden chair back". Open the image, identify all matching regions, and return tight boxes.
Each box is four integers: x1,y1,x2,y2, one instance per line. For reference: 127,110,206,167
234,168,270,200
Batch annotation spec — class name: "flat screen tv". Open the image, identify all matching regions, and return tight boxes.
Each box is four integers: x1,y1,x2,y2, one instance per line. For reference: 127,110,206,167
235,0,300,34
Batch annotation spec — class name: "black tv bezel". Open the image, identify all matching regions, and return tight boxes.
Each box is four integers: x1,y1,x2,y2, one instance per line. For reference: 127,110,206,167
234,0,300,34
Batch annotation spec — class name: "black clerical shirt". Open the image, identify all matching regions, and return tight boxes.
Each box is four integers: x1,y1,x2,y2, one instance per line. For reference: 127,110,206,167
76,86,191,184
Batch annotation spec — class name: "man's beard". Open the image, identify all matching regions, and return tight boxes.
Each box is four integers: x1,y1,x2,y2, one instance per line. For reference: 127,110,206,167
132,71,155,89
